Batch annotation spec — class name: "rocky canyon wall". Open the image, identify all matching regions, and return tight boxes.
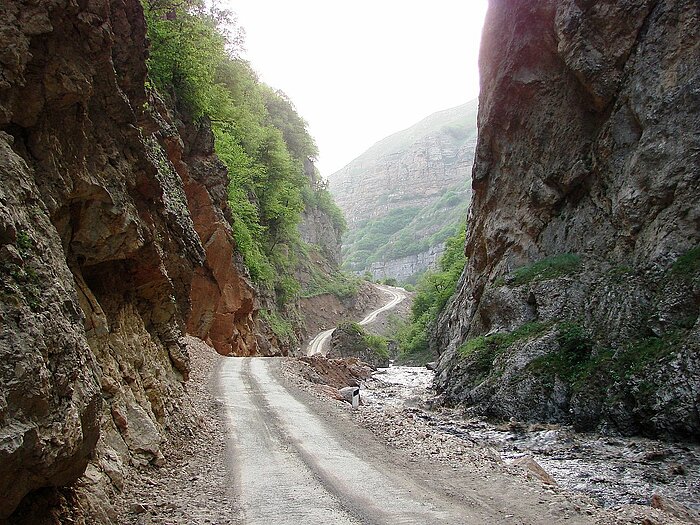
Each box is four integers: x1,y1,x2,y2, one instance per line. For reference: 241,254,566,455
368,243,445,283
435,0,699,439
0,0,256,520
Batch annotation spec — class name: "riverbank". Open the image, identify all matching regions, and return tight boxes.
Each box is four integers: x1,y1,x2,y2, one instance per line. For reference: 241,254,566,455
283,358,697,524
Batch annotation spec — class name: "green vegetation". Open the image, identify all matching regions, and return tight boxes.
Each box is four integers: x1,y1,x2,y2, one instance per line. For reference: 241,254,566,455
340,322,389,358
458,322,552,358
612,331,685,377
342,184,469,273
259,309,297,347
364,332,389,358
301,185,346,234
1,230,41,311
301,266,360,300
143,1,345,308
457,322,552,383
556,321,593,356
526,324,686,391
670,246,700,277
336,100,477,277
343,207,421,270
455,319,687,394
506,253,582,286
396,226,466,363
608,265,633,277
15,231,32,257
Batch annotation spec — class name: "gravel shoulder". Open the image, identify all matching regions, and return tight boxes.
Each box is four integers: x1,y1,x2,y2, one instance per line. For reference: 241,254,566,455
115,336,238,525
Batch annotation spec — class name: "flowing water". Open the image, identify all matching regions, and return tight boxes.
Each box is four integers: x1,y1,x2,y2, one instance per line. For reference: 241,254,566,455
362,366,700,511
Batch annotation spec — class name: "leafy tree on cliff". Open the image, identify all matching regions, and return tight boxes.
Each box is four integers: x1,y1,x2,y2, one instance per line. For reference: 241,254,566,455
142,0,330,304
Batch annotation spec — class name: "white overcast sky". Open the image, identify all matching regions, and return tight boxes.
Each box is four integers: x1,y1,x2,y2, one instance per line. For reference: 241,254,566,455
222,1,488,177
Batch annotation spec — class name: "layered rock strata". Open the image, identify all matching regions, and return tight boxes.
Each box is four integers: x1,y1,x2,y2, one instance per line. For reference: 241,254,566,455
434,0,700,439
329,102,477,225
328,102,477,278
369,243,445,283
0,0,256,520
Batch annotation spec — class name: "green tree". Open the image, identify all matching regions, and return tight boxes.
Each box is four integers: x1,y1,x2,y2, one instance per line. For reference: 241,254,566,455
398,226,466,361
143,0,342,308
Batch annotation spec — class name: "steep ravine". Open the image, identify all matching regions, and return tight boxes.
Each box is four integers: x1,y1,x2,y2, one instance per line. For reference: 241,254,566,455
434,0,699,439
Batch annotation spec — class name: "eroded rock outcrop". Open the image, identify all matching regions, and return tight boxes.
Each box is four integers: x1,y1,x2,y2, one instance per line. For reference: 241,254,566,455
166,111,258,357
435,0,699,439
328,322,390,369
0,0,256,520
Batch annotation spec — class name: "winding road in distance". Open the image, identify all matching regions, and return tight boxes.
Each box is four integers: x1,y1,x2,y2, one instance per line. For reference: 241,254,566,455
305,283,407,356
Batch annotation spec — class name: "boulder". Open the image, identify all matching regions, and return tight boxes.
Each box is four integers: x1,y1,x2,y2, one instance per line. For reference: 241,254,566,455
512,456,557,486
328,322,389,369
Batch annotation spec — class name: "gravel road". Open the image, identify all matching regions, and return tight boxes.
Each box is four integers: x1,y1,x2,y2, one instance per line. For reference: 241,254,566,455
116,339,688,525
219,357,597,524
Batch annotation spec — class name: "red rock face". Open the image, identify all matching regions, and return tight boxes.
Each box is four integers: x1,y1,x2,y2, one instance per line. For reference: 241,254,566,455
160,109,259,357
184,181,258,356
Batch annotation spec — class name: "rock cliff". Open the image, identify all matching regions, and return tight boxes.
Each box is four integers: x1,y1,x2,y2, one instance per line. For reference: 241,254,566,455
368,243,445,283
328,102,477,281
434,0,699,439
0,0,256,520
299,159,343,267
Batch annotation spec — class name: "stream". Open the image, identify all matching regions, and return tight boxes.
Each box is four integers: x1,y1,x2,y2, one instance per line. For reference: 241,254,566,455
362,365,700,512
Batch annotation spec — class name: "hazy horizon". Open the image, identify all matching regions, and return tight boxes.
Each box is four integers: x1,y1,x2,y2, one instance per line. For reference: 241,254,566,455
223,1,488,177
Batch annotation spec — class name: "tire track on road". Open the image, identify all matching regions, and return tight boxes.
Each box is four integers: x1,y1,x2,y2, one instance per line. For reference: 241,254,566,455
221,357,489,524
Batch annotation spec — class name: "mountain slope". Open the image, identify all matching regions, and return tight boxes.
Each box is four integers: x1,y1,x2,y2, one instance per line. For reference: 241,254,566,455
328,101,478,282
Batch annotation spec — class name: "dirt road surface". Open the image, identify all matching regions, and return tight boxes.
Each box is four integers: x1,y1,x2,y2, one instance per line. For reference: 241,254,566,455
306,284,407,356
218,357,596,525
116,339,684,525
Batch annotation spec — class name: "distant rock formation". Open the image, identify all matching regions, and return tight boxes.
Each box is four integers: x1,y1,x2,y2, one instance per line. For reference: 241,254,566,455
368,244,445,284
434,0,700,439
328,101,477,281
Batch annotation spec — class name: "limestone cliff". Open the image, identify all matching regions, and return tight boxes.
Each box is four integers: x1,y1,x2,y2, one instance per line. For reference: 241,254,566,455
434,0,699,439
328,102,477,281
299,159,343,267
0,0,256,520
